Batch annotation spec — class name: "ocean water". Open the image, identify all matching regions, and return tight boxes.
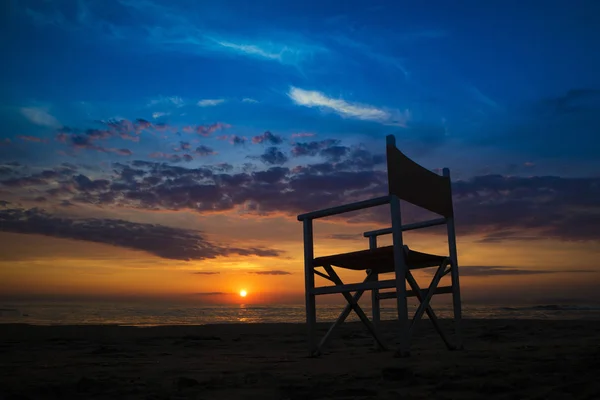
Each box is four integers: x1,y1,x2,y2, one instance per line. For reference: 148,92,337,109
1,301,600,326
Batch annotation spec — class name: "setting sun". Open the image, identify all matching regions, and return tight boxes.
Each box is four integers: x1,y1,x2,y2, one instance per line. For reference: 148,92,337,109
240,289,247,297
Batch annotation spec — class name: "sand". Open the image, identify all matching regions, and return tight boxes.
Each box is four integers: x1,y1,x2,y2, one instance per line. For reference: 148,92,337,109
1,319,599,400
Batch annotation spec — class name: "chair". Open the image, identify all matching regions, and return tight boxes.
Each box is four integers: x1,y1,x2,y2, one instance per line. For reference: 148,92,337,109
297,134,463,357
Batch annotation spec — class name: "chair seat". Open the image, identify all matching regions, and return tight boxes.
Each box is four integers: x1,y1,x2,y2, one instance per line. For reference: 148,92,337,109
313,245,447,273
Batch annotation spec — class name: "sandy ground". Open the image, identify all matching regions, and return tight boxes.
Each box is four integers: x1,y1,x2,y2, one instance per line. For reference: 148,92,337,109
1,319,599,400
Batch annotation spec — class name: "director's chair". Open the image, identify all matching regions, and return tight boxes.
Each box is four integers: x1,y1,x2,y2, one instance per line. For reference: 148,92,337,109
297,134,463,357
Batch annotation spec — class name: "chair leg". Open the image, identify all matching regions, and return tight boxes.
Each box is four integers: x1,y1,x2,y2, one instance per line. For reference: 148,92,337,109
450,261,463,350
318,288,366,354
390,196,410,357
370,270,382,350
306,290,317,356
323,265,387,350
303,220,318,357
405,270,454,350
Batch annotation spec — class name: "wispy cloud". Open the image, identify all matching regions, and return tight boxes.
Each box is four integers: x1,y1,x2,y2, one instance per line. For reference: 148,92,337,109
248,270,292,275
242,98,259,103
288,86,410,125
291,132,315,138
17,135,48,143
152,112,169,119
212,40,282,60
206,36,324,68
148,96,185,108
469,86,499,109
20,107,60,128
191,271,220,275
197,99,225,107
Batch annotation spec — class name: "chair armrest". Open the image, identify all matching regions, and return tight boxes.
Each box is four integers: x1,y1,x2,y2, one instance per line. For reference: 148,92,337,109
297,196,390,221
363,217,447,237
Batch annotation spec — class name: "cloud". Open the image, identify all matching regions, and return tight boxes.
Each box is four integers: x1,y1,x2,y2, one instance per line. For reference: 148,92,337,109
242,98,258,103
0,208,283,261
248,270,292,275
197,99,225,107
191,271,220,275
260,147,288,165
290,139,340,157
17,135,48,143
149,152,192,163
53,119,229,155
327,233,362,240
184,122,231,136
288,86,410,125
148,96,185,108
444,266,597,277
469,86,499,109
206,37,324,67
20,107,60,128
152,112,169,119
4,151,600,243
252,131,283,145
540,89,600,115
195,145,216,156
193,292,226,296
291,132,315,138
217,135,246,145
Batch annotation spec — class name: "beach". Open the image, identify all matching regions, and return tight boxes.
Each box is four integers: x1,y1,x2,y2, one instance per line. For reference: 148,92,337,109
1,319,599,399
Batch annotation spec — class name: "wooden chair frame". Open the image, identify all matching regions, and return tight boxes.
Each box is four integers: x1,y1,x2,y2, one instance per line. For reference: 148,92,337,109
297,135,463,357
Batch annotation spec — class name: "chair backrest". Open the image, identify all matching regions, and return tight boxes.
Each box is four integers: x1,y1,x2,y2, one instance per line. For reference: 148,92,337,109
386,135,453,217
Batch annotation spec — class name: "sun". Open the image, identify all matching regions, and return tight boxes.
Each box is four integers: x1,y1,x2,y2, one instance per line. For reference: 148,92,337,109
239,289,247,298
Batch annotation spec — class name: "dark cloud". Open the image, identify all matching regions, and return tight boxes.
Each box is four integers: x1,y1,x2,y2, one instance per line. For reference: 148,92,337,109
3,154,599,243
327,233,362,240
149,152,192,163
183,123,231,136
252,167,289,184
54,119,229,155
231,135,246,145
193,292,226,296
438,266,598,277
252,131,283,145
248,270,292,275
320,145,348,162
195,145,216,156
178,141,191,151
290,139,339,157
452,175,600,241
260,147,288,165
17,135,47,143
540,89,600,115
472,89,600,160
0,208,284,261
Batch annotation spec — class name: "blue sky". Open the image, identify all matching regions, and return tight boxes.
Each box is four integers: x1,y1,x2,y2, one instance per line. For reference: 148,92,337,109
1,0,600,302
2,0,599,175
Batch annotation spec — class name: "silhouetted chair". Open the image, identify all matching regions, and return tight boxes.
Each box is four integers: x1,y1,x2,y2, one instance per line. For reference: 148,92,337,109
297,134,463,357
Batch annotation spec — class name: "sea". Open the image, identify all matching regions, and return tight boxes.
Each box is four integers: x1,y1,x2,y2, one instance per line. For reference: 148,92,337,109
1,301,600,326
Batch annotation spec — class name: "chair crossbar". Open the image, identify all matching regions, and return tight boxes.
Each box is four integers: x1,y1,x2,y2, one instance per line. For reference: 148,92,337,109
378,284,454,300
319,265,387,353
315,270,383,355
313,268,335,282
313,279,397,296
363,217,447,238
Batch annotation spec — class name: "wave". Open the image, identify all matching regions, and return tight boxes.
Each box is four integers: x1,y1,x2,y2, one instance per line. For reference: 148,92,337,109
499,304,600,312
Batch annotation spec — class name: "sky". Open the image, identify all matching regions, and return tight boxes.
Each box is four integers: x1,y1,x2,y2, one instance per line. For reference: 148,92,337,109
1,0,599,306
